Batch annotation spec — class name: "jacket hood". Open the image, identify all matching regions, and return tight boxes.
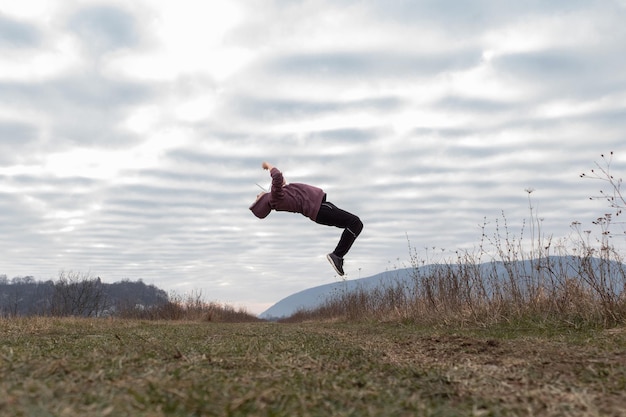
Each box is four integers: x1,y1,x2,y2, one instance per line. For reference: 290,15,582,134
249,192,271,219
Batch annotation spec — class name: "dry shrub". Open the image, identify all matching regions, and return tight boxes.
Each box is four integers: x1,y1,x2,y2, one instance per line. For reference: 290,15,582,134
285,212,626,327
117,291,261,322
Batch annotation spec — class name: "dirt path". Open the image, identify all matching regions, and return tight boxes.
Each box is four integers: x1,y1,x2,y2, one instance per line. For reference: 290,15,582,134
320,324,626,416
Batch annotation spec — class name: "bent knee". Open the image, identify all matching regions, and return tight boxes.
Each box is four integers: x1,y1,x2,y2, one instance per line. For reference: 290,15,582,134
352,217,363,236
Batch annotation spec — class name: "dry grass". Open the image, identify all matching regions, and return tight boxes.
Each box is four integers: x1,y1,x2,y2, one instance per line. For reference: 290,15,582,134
1,317,625,416
116,291,262,323
284,212,626,328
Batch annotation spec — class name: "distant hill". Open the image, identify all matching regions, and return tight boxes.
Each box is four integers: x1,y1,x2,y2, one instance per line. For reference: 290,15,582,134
259,268,412,319
0,277,168,317
259,256,626,319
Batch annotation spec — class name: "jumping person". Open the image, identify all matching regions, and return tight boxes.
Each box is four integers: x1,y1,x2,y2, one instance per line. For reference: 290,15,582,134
249,161,363,276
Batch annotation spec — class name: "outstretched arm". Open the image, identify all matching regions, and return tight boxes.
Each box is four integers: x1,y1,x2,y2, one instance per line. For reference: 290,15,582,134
262,161,286,199
262,161,286,184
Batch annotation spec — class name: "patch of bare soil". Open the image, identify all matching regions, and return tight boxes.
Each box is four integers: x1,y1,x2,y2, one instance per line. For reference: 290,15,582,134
347,326,626,416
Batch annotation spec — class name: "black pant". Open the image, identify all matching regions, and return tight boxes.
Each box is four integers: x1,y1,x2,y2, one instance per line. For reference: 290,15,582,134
315,200,363,258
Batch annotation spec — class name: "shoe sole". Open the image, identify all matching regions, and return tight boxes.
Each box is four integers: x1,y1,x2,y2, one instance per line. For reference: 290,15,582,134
326,254,344,276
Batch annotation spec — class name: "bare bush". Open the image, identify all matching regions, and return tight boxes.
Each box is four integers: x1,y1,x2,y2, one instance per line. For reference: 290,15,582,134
50,271,108,317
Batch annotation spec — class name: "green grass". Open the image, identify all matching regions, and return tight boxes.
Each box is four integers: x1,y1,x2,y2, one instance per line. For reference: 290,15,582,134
1,318,625,416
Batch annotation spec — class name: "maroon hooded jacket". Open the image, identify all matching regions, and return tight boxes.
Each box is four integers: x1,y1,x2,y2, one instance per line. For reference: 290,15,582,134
250,167,325,221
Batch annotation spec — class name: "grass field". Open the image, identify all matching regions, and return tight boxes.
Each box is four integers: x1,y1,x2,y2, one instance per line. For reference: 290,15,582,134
1,317,625,416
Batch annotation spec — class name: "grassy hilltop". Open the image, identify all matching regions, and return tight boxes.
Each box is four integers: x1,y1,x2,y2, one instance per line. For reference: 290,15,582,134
1,317,625,416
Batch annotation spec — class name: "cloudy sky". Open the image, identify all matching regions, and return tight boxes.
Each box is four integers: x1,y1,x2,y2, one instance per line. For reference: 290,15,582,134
1,0,626,314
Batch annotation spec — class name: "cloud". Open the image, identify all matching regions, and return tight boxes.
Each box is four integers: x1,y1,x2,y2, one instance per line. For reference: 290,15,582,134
1,0,625,314
494,48,626,99
362,0,602,29
0,121,40,164
67,5,139,54
0,13,41,47
264,49,481,79
227,95,405,123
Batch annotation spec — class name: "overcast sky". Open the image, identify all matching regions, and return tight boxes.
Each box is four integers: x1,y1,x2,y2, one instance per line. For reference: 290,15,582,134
1,0,626,314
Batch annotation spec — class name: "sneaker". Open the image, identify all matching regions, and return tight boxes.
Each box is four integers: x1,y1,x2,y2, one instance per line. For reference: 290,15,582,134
326,253,344,276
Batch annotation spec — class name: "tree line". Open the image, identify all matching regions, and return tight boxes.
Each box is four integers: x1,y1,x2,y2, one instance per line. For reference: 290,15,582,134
0,271,168,318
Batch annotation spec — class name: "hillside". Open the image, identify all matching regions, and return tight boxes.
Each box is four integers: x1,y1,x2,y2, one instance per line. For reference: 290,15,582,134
260,255,626,319
0,277,168,317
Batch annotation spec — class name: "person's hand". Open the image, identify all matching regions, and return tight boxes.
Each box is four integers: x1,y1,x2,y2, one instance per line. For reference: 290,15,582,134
262,161,273,170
